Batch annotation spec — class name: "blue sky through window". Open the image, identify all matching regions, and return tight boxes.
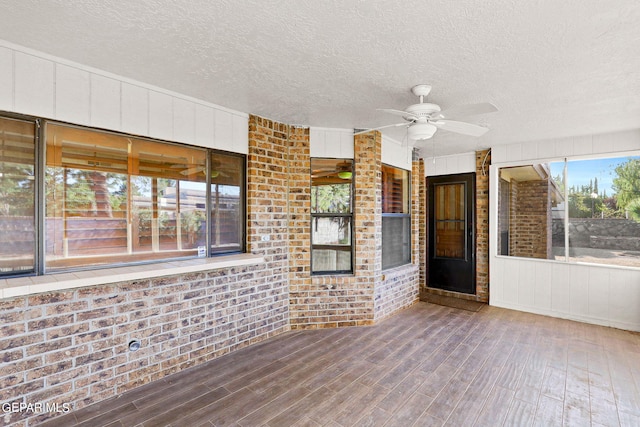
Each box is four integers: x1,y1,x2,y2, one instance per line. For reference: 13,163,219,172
549,156,640,196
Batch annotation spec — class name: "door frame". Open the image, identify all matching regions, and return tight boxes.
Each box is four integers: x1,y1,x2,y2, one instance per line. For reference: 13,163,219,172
427,172,476,295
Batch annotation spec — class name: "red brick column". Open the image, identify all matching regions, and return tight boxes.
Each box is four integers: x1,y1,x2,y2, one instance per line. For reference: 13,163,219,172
475,149,490,302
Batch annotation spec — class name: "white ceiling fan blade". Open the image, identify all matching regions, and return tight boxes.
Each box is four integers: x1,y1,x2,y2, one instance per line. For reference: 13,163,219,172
436,103,498,119
431,119,489,137
376,108,419,121
354,122,409,135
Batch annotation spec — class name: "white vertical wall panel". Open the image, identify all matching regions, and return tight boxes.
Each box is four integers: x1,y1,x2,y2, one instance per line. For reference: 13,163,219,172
309,128,326,157
382,136,411,170
0,47,13,111
424,152,475,176
55,64,90,125
194,103,215,148
172,97,195,145
231,114,248,154
2,40,248,155
520,141,538,161
572,134,593,156
149,90,173,140
90,74,121,130
310,127,354,159
569,264,590,316
121,83,149,136
533,261,552,307
493,129,640,164
14,52,54,118
518,262,536,307
214,109,233,152
550,262,571,314
339,131,354,158
587,267,609,321
490,130,640,331
556,137,575,158
505,142,522,162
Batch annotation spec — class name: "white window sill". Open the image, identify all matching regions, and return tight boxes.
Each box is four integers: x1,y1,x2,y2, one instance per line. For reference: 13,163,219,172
0,253,265,300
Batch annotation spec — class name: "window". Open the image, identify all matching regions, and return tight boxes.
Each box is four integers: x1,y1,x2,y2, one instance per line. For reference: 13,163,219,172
0,116,36,275
497,155,640,268
210,151,245,254
0,116,246,277
311,158,353,274
382,164,411,269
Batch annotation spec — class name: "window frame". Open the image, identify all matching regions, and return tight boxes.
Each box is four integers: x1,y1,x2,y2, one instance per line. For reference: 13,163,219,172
495,152,640,270
0,113,247,278
381,163,412,270
310,157,354,275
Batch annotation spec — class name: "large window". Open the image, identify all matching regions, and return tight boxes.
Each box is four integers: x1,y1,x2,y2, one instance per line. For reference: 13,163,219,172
498,155,640,268
311,158,353,274
0,116,245,277
382,164,411,269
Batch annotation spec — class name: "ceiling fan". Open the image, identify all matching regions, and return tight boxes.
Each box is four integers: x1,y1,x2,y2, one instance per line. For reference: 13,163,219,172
355,84,497,140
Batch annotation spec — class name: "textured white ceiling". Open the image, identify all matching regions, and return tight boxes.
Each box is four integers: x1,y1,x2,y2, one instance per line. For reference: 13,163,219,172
0,0,639,156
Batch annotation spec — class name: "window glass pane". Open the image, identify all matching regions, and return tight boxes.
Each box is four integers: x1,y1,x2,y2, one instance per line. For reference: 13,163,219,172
312,216,351,246
45,123,207,271
566,156,640,267
433,183,465,259
312,248,351,272
311,158,353,273
382,216,411,269
382,165,409,213
382,164,411,269
497,178,511,256
549,162,566,259
0,117,36,275
497,164,559,260
211,152,244,254
311,159,352,213
498,157,640,268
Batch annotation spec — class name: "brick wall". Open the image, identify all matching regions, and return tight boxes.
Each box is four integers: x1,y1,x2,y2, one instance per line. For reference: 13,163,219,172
288,130,419,328
475,149,490,303
0,266,289,426
1,116,422,425
509,179,551,259
247,115,291,271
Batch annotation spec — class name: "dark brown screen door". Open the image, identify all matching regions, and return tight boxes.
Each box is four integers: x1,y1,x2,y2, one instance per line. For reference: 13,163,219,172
428,173,475,294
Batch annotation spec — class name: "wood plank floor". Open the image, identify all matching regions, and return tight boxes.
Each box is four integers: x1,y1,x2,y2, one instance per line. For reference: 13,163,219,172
41,302,640,427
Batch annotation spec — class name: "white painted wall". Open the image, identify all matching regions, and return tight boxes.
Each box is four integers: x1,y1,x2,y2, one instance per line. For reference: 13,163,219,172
309,127,354,158
0,40,248,154
381,136,412,170
424,152,476,176
490,130,640,331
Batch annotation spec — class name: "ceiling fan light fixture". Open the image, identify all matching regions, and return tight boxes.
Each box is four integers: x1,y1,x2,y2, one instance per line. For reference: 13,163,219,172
337,171,353,180
211,170,220,178
408,123,437,140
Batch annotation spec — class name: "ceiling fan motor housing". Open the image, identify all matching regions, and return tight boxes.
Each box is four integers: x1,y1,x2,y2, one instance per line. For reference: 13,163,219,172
406,103,441,118
408,123,437,140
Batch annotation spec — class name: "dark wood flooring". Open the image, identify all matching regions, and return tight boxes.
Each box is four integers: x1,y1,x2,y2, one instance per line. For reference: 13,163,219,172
41,302,640,426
